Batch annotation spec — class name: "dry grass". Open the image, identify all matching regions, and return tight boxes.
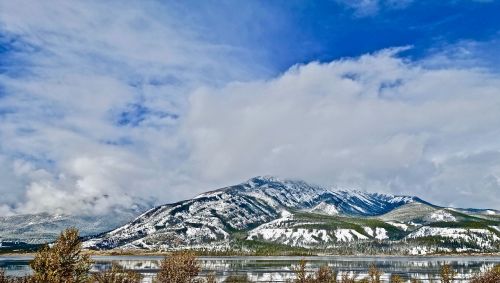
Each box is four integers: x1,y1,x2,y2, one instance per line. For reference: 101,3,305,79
292,259,337,283
155,251,201,283
367,265,381,283
91,263,142,283
470,264,500,283
223,275,253,283
438,264,456,283
389,274,403,283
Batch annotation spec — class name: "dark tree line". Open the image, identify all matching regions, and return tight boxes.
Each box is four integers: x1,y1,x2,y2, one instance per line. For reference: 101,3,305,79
1,228,499,283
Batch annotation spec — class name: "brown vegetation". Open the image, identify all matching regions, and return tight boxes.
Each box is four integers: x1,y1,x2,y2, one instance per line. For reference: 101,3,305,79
338,273,356,283
91,263,142,283
367,265,381,283
389,274,403,283
1,228,141,283
30,228,92,283
223,275,253,283
155,250,201,283
438,264,456,283
470,264,500,283
292,259,337,283
0,230,499,283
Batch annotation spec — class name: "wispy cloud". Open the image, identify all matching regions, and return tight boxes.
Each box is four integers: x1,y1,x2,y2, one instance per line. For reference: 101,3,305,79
336,0,414,17
0,0,262,215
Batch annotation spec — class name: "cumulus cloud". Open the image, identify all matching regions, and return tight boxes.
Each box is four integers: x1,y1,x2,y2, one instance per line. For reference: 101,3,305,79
184,48,500,209
0,0,260,216
0,1,499,217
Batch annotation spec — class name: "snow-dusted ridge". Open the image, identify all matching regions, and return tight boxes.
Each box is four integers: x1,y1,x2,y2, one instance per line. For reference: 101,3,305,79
79,176,500,254
0,204,149,245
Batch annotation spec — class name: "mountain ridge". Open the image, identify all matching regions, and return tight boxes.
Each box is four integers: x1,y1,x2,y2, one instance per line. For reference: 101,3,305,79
0,202,150,248
82,176,500,254
1,176,498,255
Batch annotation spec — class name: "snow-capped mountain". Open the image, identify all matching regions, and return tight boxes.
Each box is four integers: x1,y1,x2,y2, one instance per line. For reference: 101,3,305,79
84,176,499,254
0,204,148,248
84,176,418,249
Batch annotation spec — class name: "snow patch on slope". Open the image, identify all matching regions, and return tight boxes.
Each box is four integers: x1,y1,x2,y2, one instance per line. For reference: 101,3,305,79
374,228,388,240
334,229,368,242
363,227,374,237
406,227,500,249
248,228,332,246
309,202,339,215
247,211,369,246
485,210,497,215
427,210,456,222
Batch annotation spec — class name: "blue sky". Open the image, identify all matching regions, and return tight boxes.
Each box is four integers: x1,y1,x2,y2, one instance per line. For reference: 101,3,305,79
1,0,500,215
168,0,500,72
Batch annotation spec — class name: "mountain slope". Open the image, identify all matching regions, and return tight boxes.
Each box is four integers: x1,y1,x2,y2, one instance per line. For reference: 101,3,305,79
3,176,498,255
0,204,148,248
84,176,448,252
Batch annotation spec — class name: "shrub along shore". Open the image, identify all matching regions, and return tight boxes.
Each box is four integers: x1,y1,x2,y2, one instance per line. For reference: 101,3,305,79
1,228,499,283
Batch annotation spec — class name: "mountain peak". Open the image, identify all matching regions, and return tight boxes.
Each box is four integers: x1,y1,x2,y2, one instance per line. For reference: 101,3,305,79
246,175,283,184
80,177,499,253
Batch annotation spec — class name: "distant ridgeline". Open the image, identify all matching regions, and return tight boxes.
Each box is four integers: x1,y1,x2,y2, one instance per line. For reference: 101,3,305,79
2,176,500,255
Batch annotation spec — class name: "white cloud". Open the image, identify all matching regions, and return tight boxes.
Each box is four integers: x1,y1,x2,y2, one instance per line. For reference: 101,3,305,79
184,49,500,209
336,0,413,16
0,0,259,216
0,1,499,217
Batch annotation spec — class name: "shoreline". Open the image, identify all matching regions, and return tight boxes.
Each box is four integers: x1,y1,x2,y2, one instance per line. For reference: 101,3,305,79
2,251,500,258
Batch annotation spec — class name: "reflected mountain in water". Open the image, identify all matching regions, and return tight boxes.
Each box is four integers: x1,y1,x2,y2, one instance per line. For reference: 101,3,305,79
1,255,499,282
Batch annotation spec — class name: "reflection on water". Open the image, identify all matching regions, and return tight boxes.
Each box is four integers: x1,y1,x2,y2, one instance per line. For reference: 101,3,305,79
1,255,499,282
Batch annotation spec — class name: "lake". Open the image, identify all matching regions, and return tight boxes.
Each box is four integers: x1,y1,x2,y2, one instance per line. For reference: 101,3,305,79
1,255,499,282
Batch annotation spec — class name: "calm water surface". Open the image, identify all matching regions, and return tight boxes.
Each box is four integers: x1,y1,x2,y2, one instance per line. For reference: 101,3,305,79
1,255,499,282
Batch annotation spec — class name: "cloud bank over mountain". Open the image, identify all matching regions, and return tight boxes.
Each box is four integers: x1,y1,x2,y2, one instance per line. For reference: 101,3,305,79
185,48,500,209
1,1,500,216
